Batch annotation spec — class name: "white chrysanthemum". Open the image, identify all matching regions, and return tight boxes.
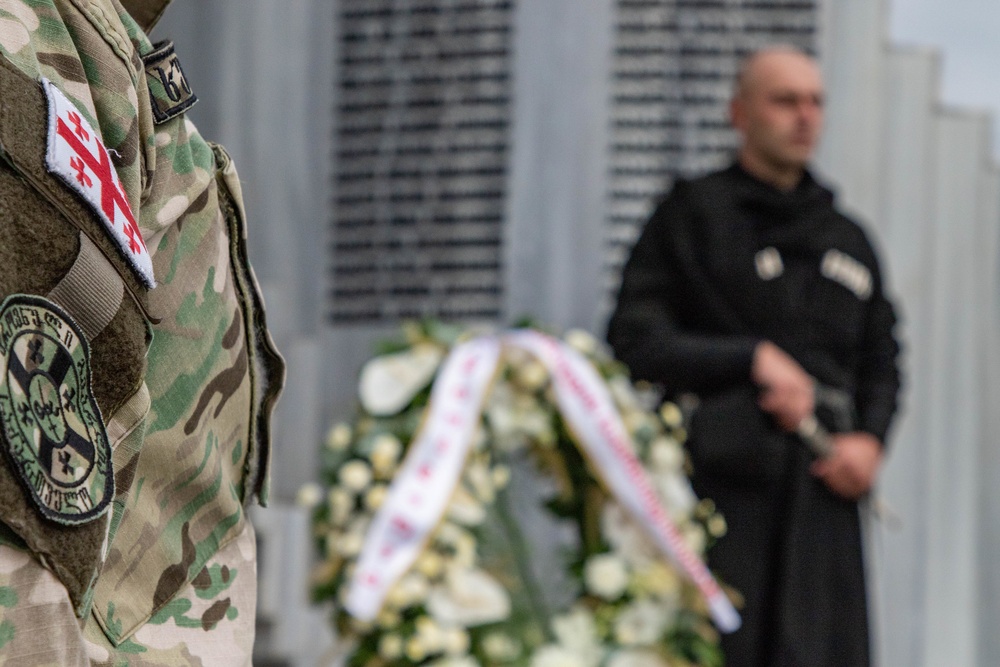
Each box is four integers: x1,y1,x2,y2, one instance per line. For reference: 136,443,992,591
632,561,682,601
363,484,388,511
481,632,521,662
415,615,446,653
465,462,496,504
386,571,430,609
609,376,640,412
583,553,629,601
426,658,480,667
416,550,445,579
405,635,429,662
336,516,369,557
370,434,403,476
530,645,587,667
295,482,322,508
550,606,602,667
606,649,670,667
601,503,658,567
707,513,728,538
564,329,598,356
378,633,404,660
427,568,511,627
447,485,486,526
325,423,353,451
648,437,683,472
443,626,471,656
613,599,670,647
327,487,354,526
339,460,373,493
659,402,683,428
682,524,706,554
491,464,511,489
655,474,697,520
513,359,549,391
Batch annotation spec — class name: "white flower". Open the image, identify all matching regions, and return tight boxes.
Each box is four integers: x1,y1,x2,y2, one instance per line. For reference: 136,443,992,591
530,645,586,667
609,376,640,411
426,658,480,667
336,516,370,558
648,437,683,472
406,635,429,662
513,359,549,391
295,482,322,508
465,461,496,504
386,571,430,609
613,599,669,646
583,553,629,601
550,606,602,667
659,402,683,428
370,434,403,476
415,615,446,653
416,550,445,579
339,460,373,493
632,561,681,601
707,513,728,538
427,568,511,627
655,473,697,519
491,464,511,489
447,485,486,526
359,343,443,416
601,503,658,567
443,626,471,656
481,632,521,662
378,633,404,660
327,487,354,525
606,649,670,667
363,484,388,511
682,524,706,554
564,329,598,356
325,423,352,451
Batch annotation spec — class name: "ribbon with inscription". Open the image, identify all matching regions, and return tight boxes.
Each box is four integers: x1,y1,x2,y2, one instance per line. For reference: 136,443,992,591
345,330,741,633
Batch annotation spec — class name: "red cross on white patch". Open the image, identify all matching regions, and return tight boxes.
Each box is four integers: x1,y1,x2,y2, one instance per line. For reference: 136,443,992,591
42,78,155,288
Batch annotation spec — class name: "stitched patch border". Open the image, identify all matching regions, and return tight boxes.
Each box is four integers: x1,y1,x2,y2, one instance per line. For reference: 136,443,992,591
41,78,156,289
143,40,198,124
0,295,113,525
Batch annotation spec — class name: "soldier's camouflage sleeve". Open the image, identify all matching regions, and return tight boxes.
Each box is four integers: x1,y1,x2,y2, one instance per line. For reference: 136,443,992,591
0,1,285,665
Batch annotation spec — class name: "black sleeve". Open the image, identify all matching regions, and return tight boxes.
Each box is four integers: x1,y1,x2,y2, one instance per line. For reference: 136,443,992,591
853,255,902,445
606,188,760,396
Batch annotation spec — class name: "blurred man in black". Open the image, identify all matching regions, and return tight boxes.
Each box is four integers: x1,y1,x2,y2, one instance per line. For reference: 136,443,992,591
607,46,901,667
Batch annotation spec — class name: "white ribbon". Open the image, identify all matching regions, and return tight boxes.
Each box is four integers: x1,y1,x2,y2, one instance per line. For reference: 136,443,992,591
345,331,741,633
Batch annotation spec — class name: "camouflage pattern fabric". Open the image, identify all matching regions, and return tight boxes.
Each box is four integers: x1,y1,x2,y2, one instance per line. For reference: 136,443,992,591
0,521,257,666
0,0,283,663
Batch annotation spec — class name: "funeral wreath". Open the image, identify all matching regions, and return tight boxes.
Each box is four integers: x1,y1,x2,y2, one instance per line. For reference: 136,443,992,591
304,321,736,667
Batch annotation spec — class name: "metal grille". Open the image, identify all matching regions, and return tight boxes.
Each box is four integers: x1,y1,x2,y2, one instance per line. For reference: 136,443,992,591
605,0,818,296
330,0,514,323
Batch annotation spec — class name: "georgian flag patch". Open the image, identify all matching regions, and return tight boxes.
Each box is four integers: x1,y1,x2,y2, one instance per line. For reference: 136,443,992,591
41,78,155,289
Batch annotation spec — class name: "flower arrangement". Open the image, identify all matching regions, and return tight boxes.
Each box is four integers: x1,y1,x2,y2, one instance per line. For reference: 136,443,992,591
304,321,730,667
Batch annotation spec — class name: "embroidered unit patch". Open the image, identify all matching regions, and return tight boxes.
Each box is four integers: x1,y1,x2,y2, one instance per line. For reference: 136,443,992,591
142,40,198,124
41,78,155,289
0,295,113,525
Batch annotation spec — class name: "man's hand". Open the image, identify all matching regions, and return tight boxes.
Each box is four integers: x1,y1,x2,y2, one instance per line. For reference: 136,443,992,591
810,432,884,500
752,340,814,431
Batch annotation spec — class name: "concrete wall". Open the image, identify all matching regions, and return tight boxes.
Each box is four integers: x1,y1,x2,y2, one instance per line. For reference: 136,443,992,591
817,2,1000,664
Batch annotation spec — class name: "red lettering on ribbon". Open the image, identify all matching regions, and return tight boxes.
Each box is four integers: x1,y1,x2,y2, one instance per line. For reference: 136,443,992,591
56,116,146,255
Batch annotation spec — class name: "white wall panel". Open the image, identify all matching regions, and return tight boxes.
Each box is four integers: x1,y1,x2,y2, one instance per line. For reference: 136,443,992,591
872,46,940,667
922,110,990,667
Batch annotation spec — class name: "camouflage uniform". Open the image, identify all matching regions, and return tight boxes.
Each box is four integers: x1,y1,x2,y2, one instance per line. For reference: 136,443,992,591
0,0,284,664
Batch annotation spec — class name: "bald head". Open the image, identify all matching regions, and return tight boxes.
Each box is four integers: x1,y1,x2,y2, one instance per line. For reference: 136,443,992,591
730,47,825,190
